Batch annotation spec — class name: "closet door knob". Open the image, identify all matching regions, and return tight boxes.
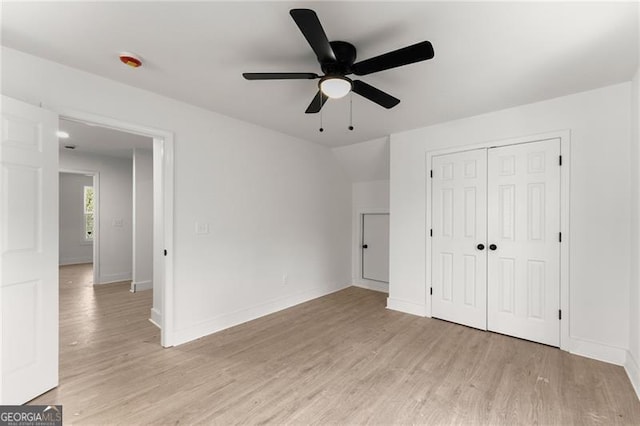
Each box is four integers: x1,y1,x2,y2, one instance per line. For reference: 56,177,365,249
476,244,485,250
489,244,497,251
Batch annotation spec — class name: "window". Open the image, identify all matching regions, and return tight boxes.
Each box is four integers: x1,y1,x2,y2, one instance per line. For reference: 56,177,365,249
84,185,94,241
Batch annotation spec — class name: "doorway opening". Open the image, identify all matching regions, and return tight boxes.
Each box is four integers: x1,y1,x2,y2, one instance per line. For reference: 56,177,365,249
58,169,99,317
58,171,96,270
57,112,174,348
58,117,153,291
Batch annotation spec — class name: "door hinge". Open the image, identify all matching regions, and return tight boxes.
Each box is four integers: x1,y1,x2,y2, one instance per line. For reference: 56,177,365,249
559,232,562,242
164,249,167,256
430,170,433,178
559,155,563,166
559,309,562,320
430,229,433,237
430,287,433,296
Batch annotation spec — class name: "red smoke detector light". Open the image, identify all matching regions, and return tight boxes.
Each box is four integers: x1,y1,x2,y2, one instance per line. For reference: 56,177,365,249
119,52,142,68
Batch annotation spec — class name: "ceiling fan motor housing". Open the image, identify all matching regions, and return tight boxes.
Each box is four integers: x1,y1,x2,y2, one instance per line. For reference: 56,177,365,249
321,41,357,76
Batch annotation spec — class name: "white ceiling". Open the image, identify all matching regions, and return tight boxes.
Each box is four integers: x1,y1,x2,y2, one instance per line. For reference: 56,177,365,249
59,118,152,159
2,2,638,148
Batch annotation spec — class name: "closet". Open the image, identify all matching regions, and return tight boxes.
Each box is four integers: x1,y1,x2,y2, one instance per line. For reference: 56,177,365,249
431,138,561,346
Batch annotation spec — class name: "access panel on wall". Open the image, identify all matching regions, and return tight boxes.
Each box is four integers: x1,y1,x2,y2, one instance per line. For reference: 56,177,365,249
431,139,561,347
362,213,390,283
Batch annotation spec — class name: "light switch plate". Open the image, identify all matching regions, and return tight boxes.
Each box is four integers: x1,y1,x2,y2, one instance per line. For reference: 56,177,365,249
195,222,209,235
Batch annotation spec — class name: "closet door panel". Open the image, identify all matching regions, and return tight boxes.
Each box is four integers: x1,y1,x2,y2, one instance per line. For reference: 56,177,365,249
487,139,561,347
431,149,487,330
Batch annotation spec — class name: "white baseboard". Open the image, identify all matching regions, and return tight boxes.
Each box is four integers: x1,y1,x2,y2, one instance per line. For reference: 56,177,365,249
171,282,351,347
353,280,389,293
131,280,152,292
59,257,93,266
149,308,162,329
625,351,640,401
386,297,427,317
97,272,132,285
569,337,627,365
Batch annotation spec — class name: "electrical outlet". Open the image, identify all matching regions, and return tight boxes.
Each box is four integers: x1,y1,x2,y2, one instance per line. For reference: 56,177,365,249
112,218,123,228
282,273,288,285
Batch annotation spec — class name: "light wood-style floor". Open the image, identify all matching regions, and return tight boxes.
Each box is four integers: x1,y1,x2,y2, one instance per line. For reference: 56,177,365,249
32,263,640,425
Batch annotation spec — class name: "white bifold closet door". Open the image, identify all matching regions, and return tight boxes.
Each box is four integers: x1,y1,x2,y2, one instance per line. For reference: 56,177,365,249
487,139,560,346
431,139,561,347
431,149,488,330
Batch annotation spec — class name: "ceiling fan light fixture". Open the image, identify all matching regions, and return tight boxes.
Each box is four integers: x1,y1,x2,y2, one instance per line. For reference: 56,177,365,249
320,76,352,99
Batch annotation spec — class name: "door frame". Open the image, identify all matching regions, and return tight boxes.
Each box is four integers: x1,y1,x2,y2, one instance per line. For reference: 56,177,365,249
58,169,100,283
425,130,570,351
58,109,175,347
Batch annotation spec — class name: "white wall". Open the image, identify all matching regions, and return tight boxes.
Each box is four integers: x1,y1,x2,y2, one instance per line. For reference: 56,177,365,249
332,136,389,183
627,63,640,396
59,172,93,265
132,148,153,293
389,83,632,365
60,150,133,284
351,181,390,293
1,47,352,346
627,4,640,398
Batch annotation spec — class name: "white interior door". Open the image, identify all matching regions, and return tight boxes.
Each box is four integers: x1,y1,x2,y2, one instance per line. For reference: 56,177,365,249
1,96,59,404
487,139,561,346
431,149,487,330
362,213,389,282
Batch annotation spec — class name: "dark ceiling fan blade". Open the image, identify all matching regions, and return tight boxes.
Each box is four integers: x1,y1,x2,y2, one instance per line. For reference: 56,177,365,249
305,90,329,114
290,9,336,63
352,41,434,76
243,72,319,80
352,80,400,109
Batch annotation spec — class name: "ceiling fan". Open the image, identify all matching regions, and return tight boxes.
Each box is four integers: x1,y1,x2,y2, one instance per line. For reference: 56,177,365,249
243,9,435,114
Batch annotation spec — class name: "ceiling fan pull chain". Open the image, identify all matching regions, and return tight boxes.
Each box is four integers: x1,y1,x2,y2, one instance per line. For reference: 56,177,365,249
319,98,324,132
349,92,354,131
